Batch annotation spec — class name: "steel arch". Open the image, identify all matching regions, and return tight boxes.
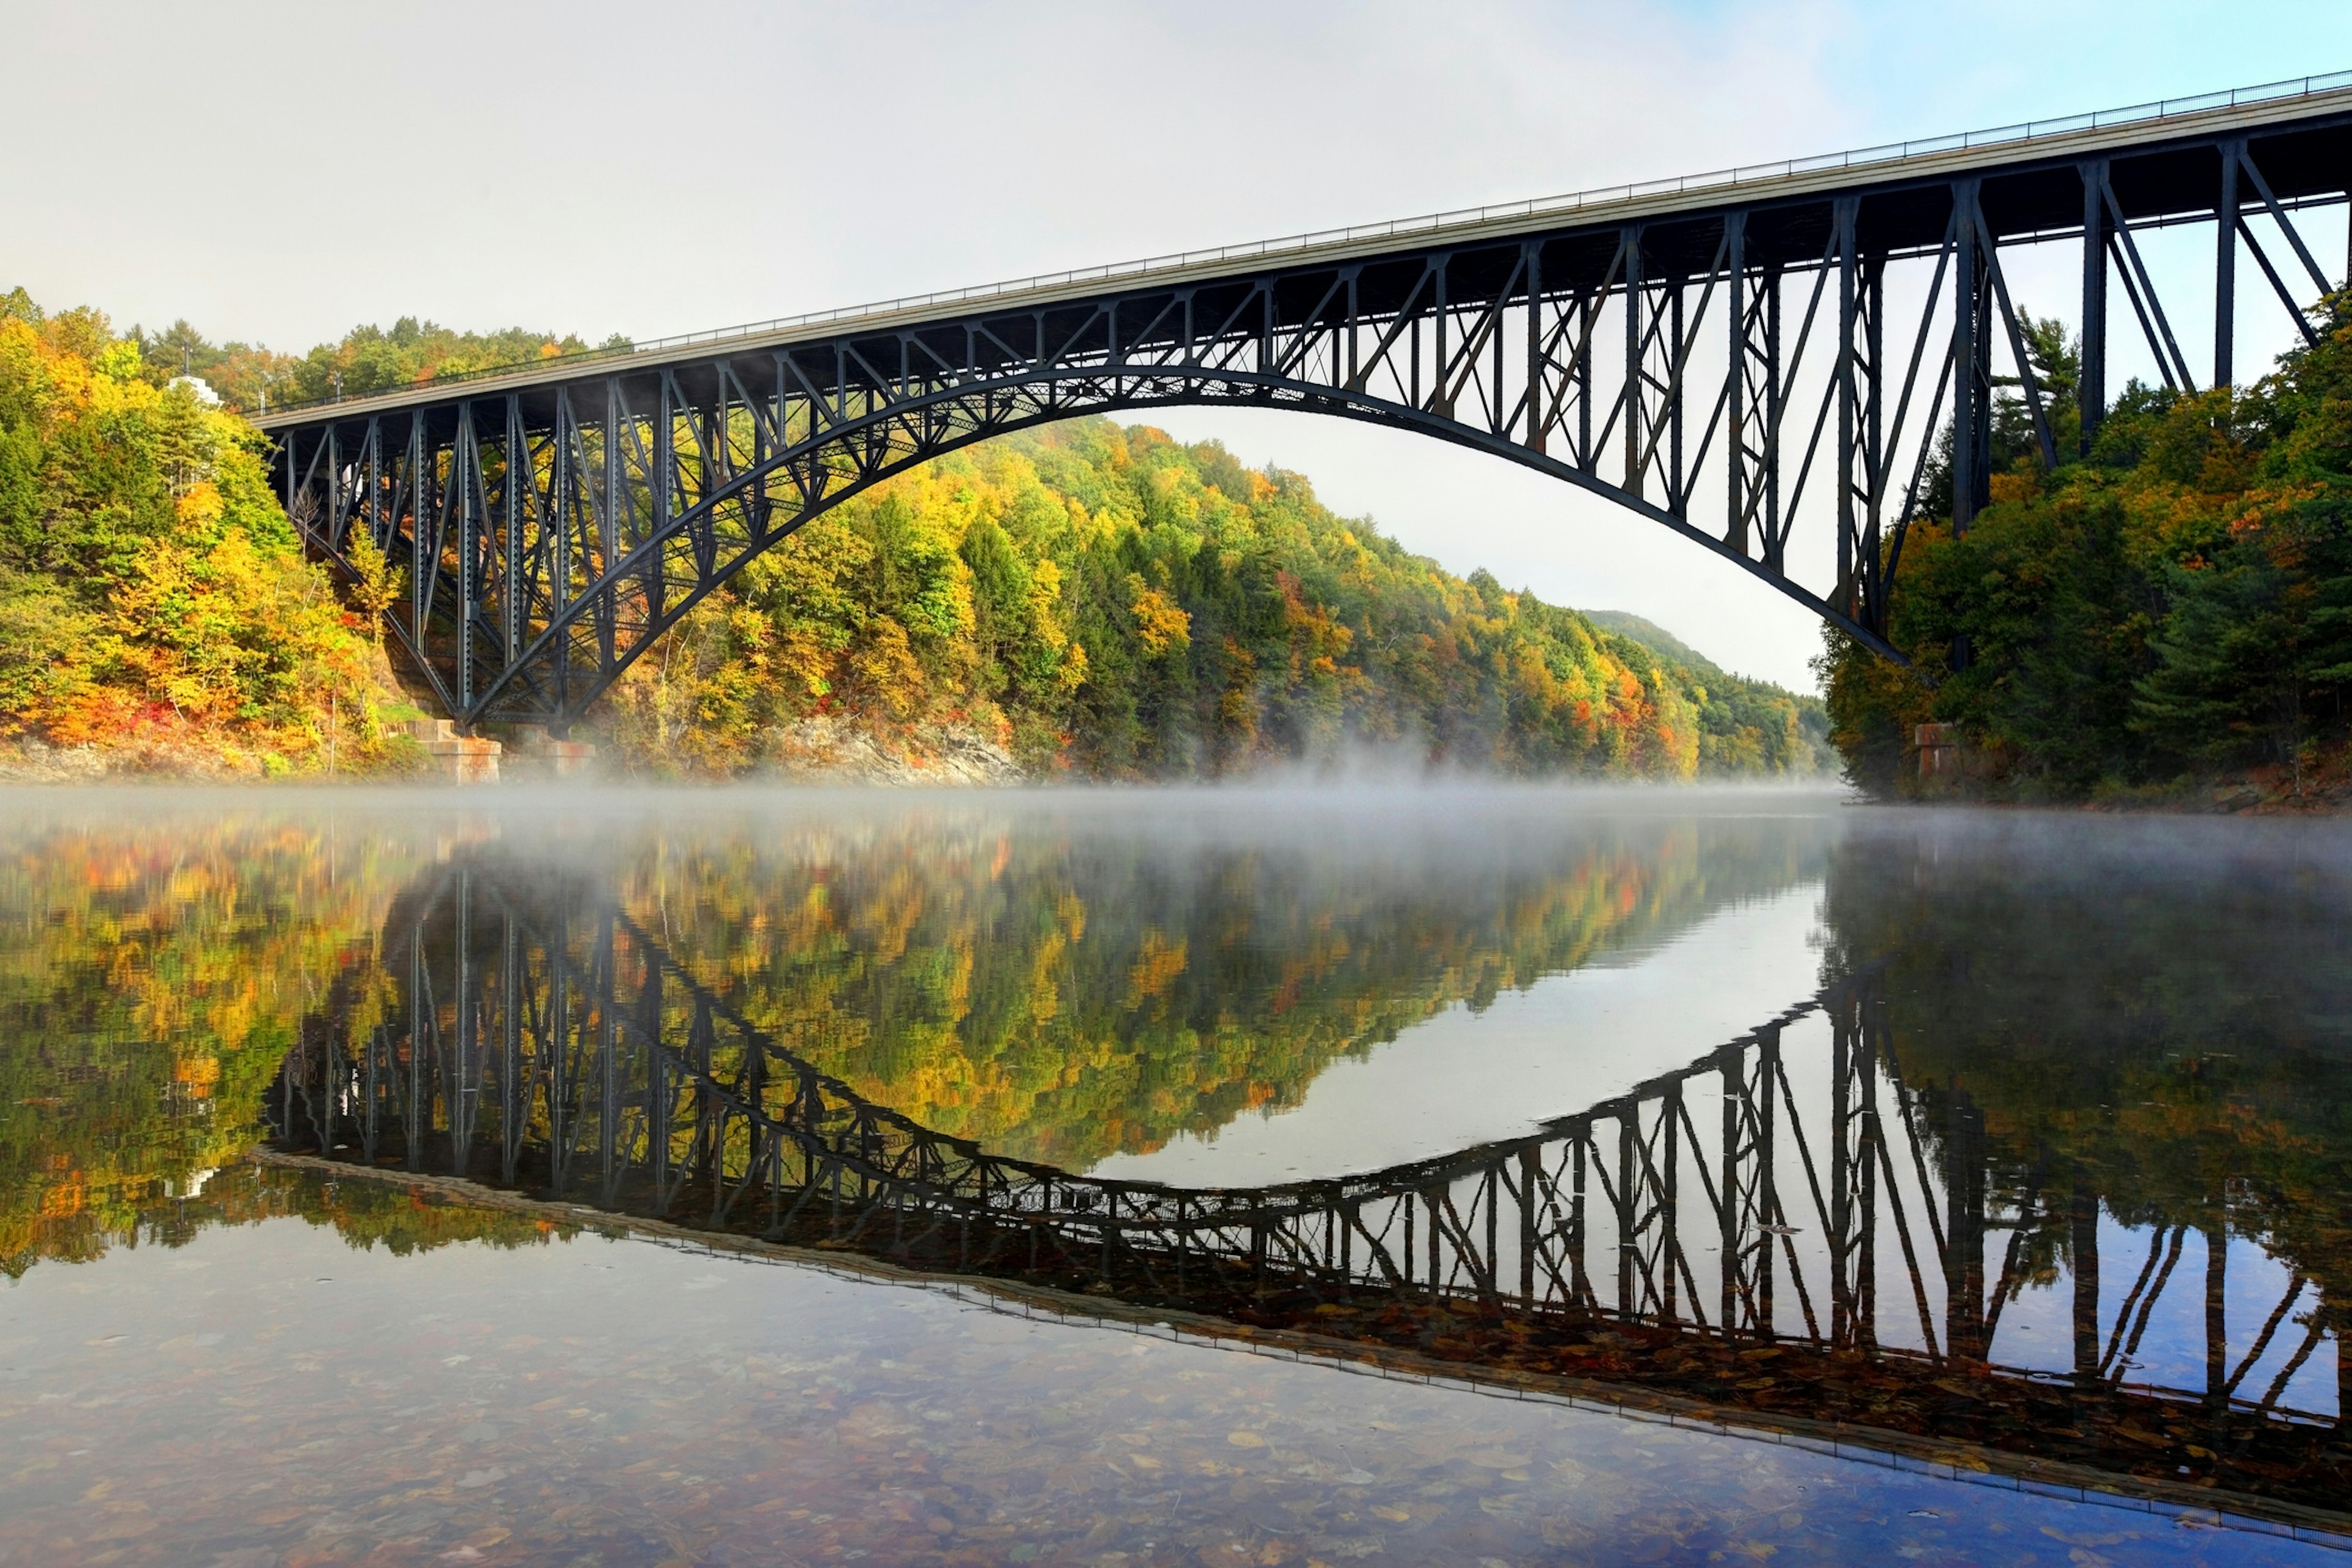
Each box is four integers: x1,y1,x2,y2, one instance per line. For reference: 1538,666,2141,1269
465,367,1894,725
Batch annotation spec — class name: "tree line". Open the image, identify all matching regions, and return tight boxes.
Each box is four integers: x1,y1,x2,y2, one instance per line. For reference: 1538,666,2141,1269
1820,296,2352,801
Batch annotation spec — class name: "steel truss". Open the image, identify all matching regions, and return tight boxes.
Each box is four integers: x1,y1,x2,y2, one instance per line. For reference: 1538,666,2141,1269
258,95,2352,730
272,858,2345,1449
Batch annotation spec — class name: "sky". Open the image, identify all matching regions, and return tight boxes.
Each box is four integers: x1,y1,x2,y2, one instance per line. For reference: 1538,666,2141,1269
7,0,2350,688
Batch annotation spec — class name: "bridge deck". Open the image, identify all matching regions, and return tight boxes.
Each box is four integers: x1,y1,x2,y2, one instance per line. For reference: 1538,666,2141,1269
254,75,2352,431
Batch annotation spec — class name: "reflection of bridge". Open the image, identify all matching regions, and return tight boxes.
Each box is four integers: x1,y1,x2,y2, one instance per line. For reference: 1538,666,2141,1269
274,860,2350,1515
255,80,2352,728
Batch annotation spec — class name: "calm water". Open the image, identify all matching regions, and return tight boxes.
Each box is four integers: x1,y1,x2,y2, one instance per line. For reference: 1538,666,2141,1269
4,785,2350,1564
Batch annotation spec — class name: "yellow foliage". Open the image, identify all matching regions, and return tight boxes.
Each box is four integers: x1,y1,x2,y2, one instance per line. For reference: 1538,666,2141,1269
1128,576,1193,658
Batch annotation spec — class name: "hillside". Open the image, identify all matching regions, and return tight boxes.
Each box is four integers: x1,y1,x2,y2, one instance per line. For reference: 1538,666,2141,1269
597,418,1833,780
1577,609,1726,676
1820,301,2352,804
1578,609,1836,775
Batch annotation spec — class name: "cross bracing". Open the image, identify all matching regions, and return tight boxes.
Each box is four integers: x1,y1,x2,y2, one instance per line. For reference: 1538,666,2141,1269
257,80,2352,729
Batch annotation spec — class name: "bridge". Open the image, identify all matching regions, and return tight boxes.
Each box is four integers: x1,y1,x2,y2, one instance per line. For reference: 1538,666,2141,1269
270,854,2351,1525
257,75,2352,732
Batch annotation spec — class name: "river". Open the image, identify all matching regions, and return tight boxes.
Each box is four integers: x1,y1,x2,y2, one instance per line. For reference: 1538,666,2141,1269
2,785,2347,1564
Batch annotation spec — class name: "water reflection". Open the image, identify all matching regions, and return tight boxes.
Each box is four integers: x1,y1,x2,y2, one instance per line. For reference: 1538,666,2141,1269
7,1164,2296,1566
255,813,2352,1525
2,788,1830,1274
7,790,2352,1550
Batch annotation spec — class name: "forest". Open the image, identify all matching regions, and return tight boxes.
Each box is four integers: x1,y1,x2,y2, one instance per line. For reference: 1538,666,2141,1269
0,288,1830,781
1820,296,2352,803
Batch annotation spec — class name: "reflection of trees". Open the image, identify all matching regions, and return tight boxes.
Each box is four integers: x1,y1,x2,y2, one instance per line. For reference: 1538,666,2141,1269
277,864,2352,1518
0,817,426,1275
0,804,1830,1272
613,812,1830,1167
60,1162,567,1264
1817,817,2352,1349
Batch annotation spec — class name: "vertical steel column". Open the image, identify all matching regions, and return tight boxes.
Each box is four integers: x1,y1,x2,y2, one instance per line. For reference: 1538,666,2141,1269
503,395,522,669
2071,1167,2102,1389
551,391,573,725
1618,1115,1635,1319
1726,214,1748,554
2079,165,2117,461
598,911,617,1203
1758,1029,1779,1339
1764,268,1782,568
1570,1136,1589,1308
1836,198,1860,614
1667,277,1686,515
454,404,477,717
1490,263,1508,440
1623,228,1645,500
325,425,342,552
1952,179,1987,536
2080,161,2110,456
1855,1005,1880,1346
1945,1087,1987,1360
2217,140,2242,389
1523,244,1545,455
1863,254,1887,628
1574,288,1596,470
548,905,569,1193
363,421,382,558
409,415,431,668
650,378,673,628
1430,258,1450,419
501,911,521,1186
1831,1006,1853,1343
601,379,621,670
1722,1052,1740,1333
1662,1088,1680,1322
2204,1219,2230,1430
1520,1146,1539,1305
407,925,424,1172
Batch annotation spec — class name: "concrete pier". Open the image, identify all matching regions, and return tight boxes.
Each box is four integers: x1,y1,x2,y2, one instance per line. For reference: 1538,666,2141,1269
405,719,502,783
508,726,598,778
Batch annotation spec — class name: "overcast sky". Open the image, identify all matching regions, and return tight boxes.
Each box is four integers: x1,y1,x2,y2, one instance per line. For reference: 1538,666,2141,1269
7,1,2348,687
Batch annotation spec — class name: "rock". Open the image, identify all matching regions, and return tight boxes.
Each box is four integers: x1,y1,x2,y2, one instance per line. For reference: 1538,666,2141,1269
0,737,112,782
764,715,1028,786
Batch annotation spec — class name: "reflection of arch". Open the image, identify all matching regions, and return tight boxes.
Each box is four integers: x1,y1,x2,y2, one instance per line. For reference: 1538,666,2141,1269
271,855,2351,1503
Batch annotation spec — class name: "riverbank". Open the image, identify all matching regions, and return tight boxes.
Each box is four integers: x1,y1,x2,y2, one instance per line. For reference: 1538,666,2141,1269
1896,731,2352,814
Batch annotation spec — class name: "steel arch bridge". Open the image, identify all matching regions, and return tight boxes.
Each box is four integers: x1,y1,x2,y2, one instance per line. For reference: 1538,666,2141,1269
257,76,2352,731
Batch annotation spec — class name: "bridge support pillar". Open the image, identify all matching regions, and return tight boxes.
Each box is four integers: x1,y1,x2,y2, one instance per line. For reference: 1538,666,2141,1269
2079,160,2109,456
508,725,599,778
404,718,502,784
